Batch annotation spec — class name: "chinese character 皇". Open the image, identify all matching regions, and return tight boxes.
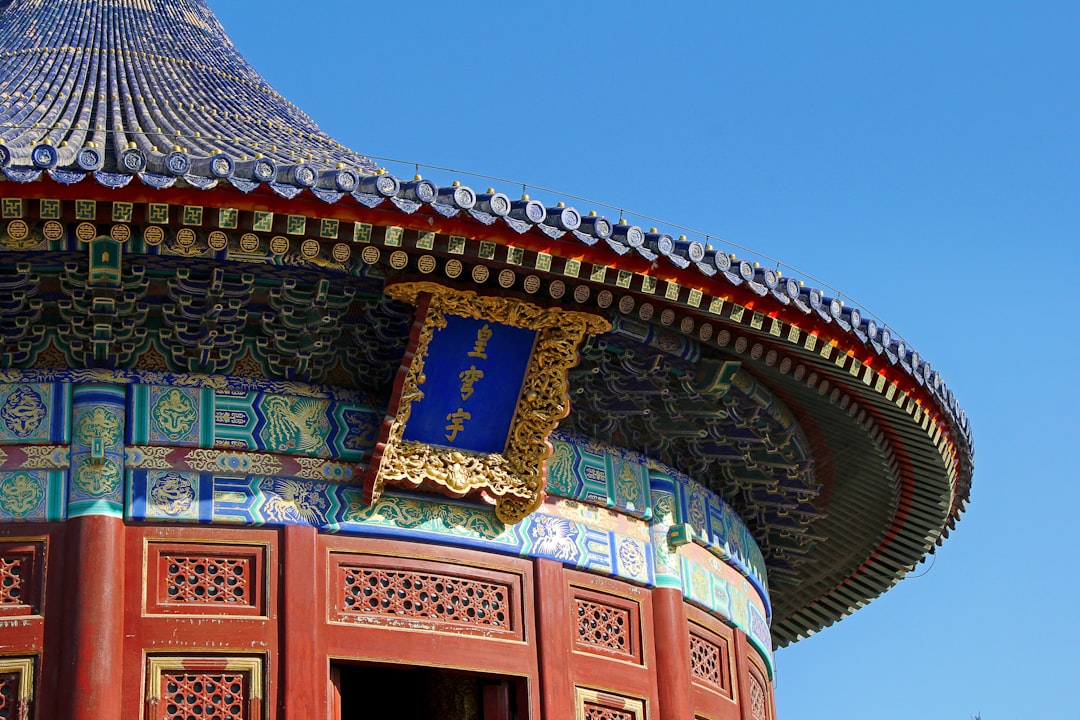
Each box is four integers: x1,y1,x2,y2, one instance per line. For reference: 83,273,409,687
468,323,493,360
444,408,471,443
458,366,484,400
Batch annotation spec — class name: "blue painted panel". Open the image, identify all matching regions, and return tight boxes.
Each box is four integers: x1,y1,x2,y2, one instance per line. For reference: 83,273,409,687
403,316,536,454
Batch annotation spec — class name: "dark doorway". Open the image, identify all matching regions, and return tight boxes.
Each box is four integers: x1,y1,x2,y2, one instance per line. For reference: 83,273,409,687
331,662,519,720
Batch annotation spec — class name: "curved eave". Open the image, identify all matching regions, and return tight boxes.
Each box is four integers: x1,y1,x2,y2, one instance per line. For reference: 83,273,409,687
0,131,973,649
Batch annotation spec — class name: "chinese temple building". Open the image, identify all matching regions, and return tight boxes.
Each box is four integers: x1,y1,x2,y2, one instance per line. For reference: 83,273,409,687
0,1,973,719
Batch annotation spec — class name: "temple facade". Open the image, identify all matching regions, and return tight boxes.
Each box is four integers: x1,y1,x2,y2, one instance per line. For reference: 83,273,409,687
0,1,972,719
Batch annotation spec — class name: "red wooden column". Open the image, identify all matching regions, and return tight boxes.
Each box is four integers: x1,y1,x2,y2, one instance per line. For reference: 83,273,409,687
281,523,326,719
535,558,575,720
61,515,125,720
653,587,694,720
61,384,128,720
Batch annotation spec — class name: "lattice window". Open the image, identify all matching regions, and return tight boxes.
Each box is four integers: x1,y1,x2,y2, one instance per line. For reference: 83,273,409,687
575,598,630,653
0,658,33,720
340,567,510,629
689,633,725,689
148,543,265,617
584,703,636,720
749,674,768,720
163,555,251,605
147,657,261,720
160,672,247,720
0,542,41,615
576,688,644,720
0,673,17,720
0,556,22,605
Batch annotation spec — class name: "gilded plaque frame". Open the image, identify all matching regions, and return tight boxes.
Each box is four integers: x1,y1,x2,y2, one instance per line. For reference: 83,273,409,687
365,281,610,524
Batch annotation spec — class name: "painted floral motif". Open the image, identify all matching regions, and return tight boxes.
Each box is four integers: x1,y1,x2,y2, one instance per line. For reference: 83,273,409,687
259,396,330,454
151,388,198,441
149,472,196,516
74,406,122,448
260,478,329,525
72,457,121,497
527,514,580,562
0,472,45,517
0,385,48,439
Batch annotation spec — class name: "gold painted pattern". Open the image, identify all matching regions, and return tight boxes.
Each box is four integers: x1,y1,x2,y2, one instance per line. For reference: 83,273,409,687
373,282,610,524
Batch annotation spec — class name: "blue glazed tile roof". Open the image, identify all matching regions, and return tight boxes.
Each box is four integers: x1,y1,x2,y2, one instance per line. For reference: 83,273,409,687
0,0,377,186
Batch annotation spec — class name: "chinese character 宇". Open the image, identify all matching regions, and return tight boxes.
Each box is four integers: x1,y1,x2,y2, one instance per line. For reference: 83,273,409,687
444,408,471,443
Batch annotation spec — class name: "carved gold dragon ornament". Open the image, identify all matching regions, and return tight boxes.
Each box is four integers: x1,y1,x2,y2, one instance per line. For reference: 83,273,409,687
370,281,610,524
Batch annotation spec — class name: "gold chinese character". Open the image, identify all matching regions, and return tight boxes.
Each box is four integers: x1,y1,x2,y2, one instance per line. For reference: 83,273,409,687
458,366,484,400
444,408,471,443
468,323,493,359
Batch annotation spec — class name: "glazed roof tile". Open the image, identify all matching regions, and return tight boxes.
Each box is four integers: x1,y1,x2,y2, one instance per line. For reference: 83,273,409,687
0,0,377,186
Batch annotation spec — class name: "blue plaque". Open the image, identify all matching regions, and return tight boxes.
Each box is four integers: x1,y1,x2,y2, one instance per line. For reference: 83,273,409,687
403,315,537,454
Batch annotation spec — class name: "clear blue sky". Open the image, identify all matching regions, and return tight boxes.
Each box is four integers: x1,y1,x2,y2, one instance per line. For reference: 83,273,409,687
209,2,1079,717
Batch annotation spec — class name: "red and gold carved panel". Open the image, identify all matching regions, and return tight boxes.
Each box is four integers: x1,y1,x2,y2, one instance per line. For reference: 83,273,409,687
0,541,43,617
330,553,524,641
146,656,262,720
0,658,33,720
146,542,266,617
570,587,642,664
575,687,645,720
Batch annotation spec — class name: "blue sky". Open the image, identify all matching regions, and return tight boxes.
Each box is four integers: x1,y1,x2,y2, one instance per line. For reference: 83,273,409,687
210,2,1079,717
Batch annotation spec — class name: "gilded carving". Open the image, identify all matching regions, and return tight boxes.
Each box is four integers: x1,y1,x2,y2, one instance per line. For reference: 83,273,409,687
372,282,610,524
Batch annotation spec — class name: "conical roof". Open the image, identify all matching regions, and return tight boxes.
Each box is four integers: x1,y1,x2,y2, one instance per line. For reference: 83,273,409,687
0,0,376,187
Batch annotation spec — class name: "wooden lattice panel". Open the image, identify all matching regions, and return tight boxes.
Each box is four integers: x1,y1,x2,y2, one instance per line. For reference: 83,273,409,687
569,587,641,663
160,671,248,720
749,674,768,720
330,553,524,640
0,673,17,720
575,598,630,654
686,607,737,712
583,704,636,720
0,541,42,616
0,658,33,720
147,657,261,720
147,542,265,616
689,633,724,689
575,687,644,720
342,567,508,627
163,555,251,605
